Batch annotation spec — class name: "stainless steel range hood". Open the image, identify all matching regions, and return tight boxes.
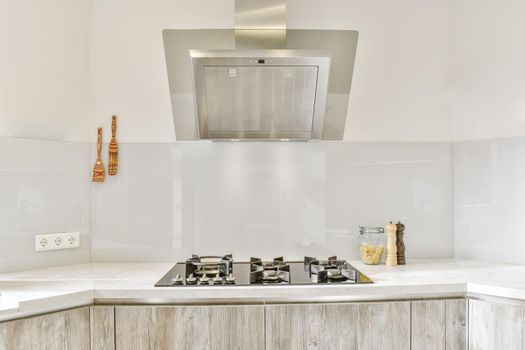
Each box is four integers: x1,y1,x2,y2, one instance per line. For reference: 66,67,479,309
163,0,358,141
190,49,331,140
188,0,332,141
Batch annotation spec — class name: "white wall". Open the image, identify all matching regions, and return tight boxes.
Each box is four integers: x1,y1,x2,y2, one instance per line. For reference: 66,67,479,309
5,0,524,144
449,0,525,265
90,0,450,143
4,0,524,269
454,138,525,264
0,0,452,143
5,0,523,143
0,138,91,273
91,142,453,262
90,0,234,143
288,0,450,142
449,0,525,141
0,0,92,142
0,0,454,272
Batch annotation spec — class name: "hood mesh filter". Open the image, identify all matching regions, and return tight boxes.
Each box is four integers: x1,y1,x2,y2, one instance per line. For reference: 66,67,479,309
203,66,318,134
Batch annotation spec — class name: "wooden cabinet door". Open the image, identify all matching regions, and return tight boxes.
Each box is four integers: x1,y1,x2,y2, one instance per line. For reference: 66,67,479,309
412,300,446,350
469,299,525,350
90,306,115,350
265,303,359,350
411,299,467,350
357,301,410,350
115,305,264,350
266,301,411,350
0,307,90,350
446,299,468,350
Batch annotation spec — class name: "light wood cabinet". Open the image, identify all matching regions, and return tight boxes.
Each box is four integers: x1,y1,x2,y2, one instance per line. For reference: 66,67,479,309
468,299,525,350
358,301,411,350
90,306,115,350
265,299,467,350
411,299,467,350
266,301,411,350
265,303,359,349
114,305,265,350
0,297,476,350
446,299,468,350
0,307,90,350
412,300,446,349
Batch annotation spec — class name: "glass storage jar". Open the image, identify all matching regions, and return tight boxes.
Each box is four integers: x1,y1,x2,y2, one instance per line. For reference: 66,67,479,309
358,226,385,265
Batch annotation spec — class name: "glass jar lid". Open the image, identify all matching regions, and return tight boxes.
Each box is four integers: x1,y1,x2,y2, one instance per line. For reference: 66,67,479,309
359,226,384,235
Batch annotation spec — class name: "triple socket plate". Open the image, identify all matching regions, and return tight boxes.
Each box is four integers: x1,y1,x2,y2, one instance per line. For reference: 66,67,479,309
35,232,80,251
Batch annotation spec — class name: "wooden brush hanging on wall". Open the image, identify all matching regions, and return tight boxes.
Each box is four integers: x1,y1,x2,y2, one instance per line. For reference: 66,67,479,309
92,127,105,182
108,115,119,175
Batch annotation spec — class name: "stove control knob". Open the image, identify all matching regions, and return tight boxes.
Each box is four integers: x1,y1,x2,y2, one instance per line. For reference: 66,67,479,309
200,275,209,284
170,274,183,285
186,274,197,284
213,274,223,284
226,273,236,284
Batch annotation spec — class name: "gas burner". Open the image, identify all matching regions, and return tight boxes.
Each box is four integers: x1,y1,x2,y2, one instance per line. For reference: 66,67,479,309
304,256,357,283
250,257,290,284
250,256,288,270
185,254,233,283
193,266,221,276
261,271,284,284
325,270,346,281
305,256,346,272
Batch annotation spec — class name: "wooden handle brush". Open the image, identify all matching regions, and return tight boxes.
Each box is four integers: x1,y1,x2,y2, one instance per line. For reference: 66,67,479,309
108,115,118,175
92,127,105,182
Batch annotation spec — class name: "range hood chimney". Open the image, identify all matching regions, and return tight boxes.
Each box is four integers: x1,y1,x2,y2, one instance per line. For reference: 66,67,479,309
234,0,287,49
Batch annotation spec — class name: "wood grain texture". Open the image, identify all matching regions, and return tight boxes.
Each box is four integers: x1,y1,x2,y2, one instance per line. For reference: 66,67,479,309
411,300,446,350
395,222,406,265
357,301,410,350
446,299,467,350
468,299,525,350
0,307,90,350
90,306,115,350
265,303,358,350
115,305,264,350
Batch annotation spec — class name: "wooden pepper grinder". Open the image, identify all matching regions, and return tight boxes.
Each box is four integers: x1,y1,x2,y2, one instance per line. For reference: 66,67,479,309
385,222,398,266
394,221,406,265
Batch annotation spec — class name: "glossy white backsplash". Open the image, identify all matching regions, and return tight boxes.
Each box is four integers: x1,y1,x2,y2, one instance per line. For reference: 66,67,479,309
0,138,90,273
0,138,454,273
91,142,453,262
454,138,525,264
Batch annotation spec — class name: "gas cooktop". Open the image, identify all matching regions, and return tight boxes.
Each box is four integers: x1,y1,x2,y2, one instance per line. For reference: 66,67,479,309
155,255,373,287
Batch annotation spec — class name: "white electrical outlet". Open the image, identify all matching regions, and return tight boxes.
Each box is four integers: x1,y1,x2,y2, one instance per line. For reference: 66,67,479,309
35,232,80,251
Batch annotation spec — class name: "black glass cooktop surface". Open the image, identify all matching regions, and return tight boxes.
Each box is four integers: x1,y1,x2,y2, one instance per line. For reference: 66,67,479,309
155,256,373,287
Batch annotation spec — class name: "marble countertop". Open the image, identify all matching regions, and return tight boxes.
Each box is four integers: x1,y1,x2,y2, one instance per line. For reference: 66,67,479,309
1,259,525,321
